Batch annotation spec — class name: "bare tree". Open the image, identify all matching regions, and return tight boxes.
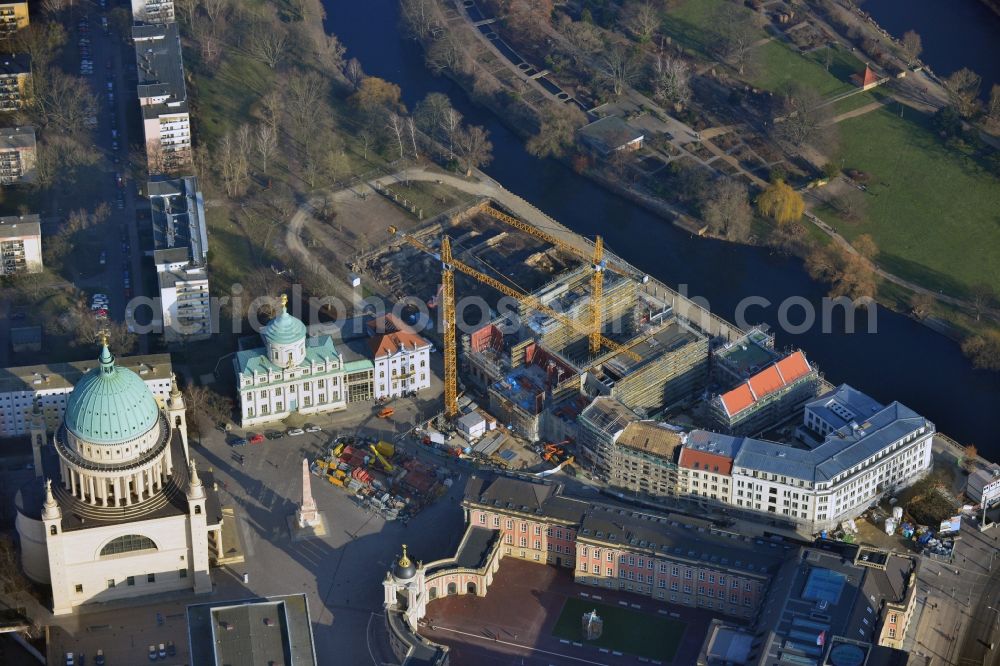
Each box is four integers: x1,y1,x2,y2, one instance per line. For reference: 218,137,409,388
248,18,288,69
174,0,198,24
598,45,637,96
39,0,68,14
454,124,492,176
701,177,752,241
836,187,867,222
526,102,586,158
900,30,922,65
202,0,230,24
441,108,462,159
146,139,168,175
619,1,660,43
286,70,328,145
317,33,346,71
32,71,97,134
359,129,373,160
345,57,364,90
650,54,691,109
773,83,836,150
218,132,250,198
406,116,419,157
970,283,997,321
193,21,223,66
400,0,439,40
386,112,406,159
714,3,762,76
255,122,277,174
183,385,233,434
989,84,1000,128
259,88,283,133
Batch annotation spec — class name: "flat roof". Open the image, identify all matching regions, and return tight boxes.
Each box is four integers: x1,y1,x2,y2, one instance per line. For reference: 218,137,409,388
0,53,29,76
149,176,207,266
133,22,186,103
600,320,703,378
0,353,173,394
578,115,644,149
0,126,35,150
0,213,39,238
187,594,316,666
453,526,498,569
714,328,777,377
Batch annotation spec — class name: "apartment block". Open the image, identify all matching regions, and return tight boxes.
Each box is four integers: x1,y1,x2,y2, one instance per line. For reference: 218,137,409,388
0,354,173,437
0,125,36,184
131,0,175,24
576,396,639,473
0,213,41,275
133,23,191,173
0,2,30,38
0,54,30,111
148,177,211,341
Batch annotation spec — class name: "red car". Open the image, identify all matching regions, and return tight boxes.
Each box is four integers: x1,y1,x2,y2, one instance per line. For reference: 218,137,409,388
248,433,265,445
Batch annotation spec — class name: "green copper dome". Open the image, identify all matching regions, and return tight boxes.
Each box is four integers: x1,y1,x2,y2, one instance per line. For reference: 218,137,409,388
64,344,161,445
263,295,306,346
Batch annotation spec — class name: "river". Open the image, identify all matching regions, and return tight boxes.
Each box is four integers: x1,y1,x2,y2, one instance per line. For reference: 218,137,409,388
322,0,1000,452
861,0,1000,90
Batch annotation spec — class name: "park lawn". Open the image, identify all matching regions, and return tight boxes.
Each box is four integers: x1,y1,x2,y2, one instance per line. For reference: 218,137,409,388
830,90,879,116
825,107,1000,297
190,53,276,146
660,0,750,58
551,598,685,662
748,41,861,96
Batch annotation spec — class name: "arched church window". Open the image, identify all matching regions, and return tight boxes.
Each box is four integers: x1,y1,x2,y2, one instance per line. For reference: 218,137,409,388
100,534,157,557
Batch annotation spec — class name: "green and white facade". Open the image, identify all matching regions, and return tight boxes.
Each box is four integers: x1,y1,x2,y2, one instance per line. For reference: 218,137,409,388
235,301,374,427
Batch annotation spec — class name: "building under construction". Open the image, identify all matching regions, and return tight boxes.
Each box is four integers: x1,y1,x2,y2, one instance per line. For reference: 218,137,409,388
585,320,708,417
523,266,639,365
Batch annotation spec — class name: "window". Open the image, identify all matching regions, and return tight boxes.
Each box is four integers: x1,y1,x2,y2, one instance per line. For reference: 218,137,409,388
127,576,135,586
607,552,613,562
889,613,898,624
580,561,587,571
107,579,115,589
520,536,526,547
534,540,540,549
698,571,705,581
592,564,600,574
671,582,678,591
100,534,157,557
506,519,513,529
75,584,83,593
606,568,613,577
147,573,156,583
684,570,693,580
521,522,527,532
492,516,500,527
179,569,187,578
479,513,486,524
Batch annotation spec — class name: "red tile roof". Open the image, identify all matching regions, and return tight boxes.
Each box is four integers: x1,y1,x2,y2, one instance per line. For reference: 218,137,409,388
678,448,734,475
719,351,812,417
368,331,431,358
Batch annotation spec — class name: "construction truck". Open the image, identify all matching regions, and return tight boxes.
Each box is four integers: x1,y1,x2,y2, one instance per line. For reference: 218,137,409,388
377,407,395,419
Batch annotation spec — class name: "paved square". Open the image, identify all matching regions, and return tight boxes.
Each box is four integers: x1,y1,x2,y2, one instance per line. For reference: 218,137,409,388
421,558,716,665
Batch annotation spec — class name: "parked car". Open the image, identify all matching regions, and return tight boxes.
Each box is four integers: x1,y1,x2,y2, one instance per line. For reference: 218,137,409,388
304,424,322,433
286,428,305,437
166,641,176,657
65,653,74,666
94,649,105,666
158,643,166,659
264,431,283,440
229,438,247,448
99,250,106,265
248,433,264,445
148,645,157,662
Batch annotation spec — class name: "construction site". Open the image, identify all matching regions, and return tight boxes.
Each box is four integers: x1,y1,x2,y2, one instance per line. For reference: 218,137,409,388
310,435,457,521
351,198,743,474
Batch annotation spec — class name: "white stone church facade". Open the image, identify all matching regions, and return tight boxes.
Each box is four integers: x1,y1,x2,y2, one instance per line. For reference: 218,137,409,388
15,343,219,615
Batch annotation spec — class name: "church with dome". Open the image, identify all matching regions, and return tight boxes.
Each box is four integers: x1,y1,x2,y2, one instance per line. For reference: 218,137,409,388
15,341,221,615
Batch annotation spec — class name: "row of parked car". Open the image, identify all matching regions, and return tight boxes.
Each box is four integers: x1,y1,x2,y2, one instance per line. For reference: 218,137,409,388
227,425,323,447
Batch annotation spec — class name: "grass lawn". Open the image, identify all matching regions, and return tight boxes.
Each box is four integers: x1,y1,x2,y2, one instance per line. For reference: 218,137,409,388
830,90,880,116
749,42,862,96
823,107,1000,297
551,598,685,662
660,0,743,58
190,53,276,146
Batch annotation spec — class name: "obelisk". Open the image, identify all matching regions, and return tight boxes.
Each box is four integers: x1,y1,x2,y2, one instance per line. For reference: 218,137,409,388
297,458,320,528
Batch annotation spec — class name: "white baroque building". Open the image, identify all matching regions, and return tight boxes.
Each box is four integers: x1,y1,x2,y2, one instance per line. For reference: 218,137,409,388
370,331,432,400
235,296,374,427
15,343,219,615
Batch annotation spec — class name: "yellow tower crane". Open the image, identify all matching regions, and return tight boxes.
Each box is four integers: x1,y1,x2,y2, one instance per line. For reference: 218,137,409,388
388,226,642,419
476,203,646,358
